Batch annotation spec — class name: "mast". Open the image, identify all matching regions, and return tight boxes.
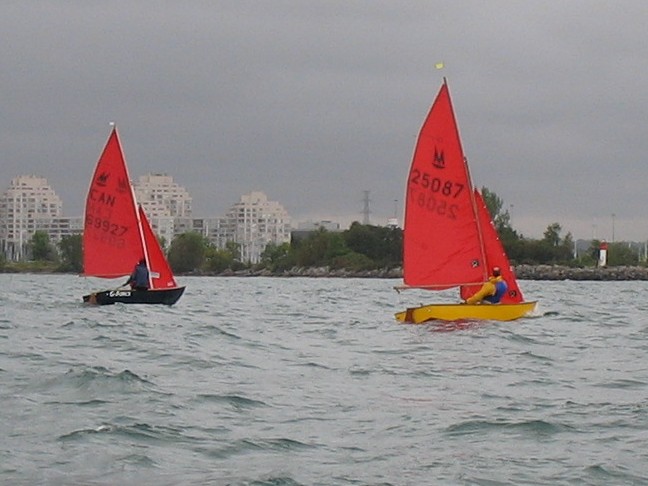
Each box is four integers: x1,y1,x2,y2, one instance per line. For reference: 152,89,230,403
444,81,489,281
465,162,489,281
113,125,152,287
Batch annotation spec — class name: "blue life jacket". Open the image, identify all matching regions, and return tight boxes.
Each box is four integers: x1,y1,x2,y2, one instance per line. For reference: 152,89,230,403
484,280,507,304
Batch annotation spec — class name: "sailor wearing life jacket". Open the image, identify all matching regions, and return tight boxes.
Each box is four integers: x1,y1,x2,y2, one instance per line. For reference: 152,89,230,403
465,266,508,305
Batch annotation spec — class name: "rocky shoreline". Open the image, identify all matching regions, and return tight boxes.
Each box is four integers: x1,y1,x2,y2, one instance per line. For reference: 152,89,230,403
195,264,648,281
4,264,648,280
514,264,648,281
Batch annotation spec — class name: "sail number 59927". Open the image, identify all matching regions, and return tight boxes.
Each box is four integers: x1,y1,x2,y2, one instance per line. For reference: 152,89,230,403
85,215,128,236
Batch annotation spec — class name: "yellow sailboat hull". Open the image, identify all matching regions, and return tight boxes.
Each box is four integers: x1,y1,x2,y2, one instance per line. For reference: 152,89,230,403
395,301,537,324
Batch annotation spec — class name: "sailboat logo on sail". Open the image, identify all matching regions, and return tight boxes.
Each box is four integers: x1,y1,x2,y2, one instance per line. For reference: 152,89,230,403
117,177,129,194
432,147,445,169
96,172,109,187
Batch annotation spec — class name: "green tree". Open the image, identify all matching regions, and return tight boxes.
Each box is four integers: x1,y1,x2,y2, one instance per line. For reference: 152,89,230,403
292,229,348,267
481,187,520,251
260,242,294,272
514,223,573,265
481,187,512,233
608,242,639,266
543,223,562,247
203,241,247,273
224,241,246,270
561,232,575,261
204,246,234,273
343,222,402,267
58,234,83,272
225,241,241,260
587,239,602,262
29,230,57,262
580,240,638,267
330,251,374,270
167,232,208,273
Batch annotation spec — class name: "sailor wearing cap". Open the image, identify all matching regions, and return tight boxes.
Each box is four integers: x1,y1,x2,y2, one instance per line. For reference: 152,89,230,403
464,266,508,305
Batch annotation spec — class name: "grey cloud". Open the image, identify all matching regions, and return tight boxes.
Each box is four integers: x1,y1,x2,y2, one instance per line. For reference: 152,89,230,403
2,1,648,240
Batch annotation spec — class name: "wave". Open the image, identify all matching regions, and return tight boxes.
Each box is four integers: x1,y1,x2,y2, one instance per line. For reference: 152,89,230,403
59,421,199,445
446,418,574,436
195,393,267,409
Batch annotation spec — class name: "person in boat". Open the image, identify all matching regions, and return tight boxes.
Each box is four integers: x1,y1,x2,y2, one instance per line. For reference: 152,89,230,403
464,267,507,305
126,258,150,291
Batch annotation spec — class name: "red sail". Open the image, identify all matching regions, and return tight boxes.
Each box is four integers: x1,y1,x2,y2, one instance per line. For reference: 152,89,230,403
138,206,178,290
460,189,525,303
82,128,145,277
403,81,485,289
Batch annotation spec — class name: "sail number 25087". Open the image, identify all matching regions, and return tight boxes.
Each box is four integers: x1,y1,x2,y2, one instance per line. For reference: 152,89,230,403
409,169,464,219
409,169,464,197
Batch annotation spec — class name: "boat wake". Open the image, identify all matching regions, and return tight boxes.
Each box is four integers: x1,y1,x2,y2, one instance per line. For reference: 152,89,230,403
429,320,487,332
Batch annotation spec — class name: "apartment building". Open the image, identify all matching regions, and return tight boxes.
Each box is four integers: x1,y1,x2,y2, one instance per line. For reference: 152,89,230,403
0,175,69,260
133,173,192,218
224,191,291,263
1,174,295,264
131,174,193,248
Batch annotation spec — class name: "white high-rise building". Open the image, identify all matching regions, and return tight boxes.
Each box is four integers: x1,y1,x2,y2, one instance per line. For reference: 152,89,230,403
167,216,230,251
146,215,175,250
133,173,193,246
0,175,64,260
133,173,192,218
225,191,291,263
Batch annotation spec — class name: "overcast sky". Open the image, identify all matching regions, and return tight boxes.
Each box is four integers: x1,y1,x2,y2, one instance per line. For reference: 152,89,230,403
2,1,648,241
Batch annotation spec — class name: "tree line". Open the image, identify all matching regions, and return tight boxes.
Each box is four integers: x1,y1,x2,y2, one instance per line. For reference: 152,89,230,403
0,187,642,273
480,188,640,267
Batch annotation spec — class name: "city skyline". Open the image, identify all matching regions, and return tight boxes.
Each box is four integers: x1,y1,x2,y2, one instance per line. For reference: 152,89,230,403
0,171,359,228
0,170,641,263
0,170,635,246
0,174,293,263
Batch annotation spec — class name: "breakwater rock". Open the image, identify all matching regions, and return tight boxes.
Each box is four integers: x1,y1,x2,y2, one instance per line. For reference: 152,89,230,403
213,266,403,278
193,265,648,281
195,265,648,280
514,264,648,281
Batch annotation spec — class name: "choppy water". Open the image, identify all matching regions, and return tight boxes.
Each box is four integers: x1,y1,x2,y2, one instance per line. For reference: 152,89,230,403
1,274,648,485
